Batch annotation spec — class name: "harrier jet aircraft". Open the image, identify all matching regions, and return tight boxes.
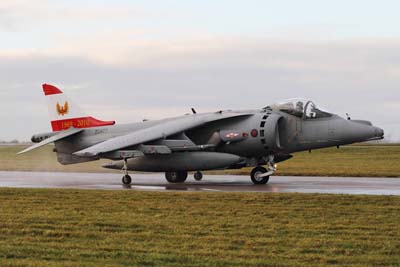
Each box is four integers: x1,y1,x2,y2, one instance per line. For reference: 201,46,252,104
19,84,384,185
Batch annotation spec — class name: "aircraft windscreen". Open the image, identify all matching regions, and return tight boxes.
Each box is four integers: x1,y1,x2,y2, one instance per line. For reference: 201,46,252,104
304,101,332,119
272,99,332,119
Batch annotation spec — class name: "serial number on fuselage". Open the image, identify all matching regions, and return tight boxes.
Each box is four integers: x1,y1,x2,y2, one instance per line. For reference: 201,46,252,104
94,128,108,135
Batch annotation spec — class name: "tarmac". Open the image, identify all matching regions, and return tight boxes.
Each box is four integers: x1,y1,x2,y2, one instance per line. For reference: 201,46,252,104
0,171,399,195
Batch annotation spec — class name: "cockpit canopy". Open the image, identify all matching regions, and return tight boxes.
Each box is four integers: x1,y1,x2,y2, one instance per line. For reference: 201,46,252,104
269,98,333,119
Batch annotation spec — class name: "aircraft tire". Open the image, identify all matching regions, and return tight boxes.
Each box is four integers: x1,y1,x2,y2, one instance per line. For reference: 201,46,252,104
250,167,269,185
194,171,203,181
122,175,132,185
165,171,188,183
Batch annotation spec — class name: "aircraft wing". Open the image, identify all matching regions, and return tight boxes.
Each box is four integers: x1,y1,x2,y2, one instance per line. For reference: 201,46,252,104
73,112,253,157
18,128,84,154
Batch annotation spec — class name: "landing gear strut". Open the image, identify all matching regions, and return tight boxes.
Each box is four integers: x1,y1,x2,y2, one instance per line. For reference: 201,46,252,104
165,171,188,183
122,158,132,185
194,171,203,181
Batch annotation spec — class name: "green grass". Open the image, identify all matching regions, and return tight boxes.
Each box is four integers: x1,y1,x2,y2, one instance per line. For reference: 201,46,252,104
207,144,400,177
0,189,399,267
0,145,111,173
276,145,400,177
2,144,399,177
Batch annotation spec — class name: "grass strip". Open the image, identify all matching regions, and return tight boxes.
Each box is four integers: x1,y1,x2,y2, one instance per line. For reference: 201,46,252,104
0,188,399,266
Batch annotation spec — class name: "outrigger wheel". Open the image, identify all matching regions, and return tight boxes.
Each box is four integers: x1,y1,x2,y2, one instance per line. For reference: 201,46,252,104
194,171,203,181
121,158,132,185
122,175,132,185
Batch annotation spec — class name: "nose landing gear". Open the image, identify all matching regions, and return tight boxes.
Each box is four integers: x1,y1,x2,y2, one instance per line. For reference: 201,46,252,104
250,155,276,185
251,166,269,184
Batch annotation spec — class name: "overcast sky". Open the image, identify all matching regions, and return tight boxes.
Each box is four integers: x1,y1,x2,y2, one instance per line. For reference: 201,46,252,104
1,0,400,141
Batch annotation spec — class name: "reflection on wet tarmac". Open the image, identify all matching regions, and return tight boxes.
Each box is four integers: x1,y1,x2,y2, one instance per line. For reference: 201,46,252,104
0,171,399,195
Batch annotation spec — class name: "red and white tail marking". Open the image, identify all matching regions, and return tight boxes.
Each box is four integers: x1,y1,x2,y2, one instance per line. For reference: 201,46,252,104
42,84,115,132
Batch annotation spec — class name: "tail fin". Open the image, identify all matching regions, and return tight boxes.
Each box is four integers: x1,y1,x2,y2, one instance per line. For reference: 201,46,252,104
43,84,115,132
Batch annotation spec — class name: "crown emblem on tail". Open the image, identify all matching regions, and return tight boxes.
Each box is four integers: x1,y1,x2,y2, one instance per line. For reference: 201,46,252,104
56,101,69,116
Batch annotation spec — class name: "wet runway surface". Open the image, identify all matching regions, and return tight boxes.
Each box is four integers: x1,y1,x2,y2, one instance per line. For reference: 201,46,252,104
0,171,399,195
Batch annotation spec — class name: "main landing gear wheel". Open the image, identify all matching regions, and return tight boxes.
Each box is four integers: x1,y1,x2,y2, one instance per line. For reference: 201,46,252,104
122,175,132,185
251,166,270,185
165,171,188,183
194,171,203,181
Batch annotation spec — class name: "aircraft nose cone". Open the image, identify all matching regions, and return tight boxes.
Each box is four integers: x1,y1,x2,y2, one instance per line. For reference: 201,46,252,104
375,127,384,138
339,120,384,143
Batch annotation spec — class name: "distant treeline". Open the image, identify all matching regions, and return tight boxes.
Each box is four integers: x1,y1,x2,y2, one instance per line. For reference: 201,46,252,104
0,140,30,144
0,140,20,144
0,137,398,145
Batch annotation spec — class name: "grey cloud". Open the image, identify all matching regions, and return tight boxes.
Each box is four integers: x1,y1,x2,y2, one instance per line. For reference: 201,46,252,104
0,39,399,141
0,1,146,32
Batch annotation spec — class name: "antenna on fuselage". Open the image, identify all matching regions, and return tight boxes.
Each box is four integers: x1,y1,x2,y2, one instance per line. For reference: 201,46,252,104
191,108,197,114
